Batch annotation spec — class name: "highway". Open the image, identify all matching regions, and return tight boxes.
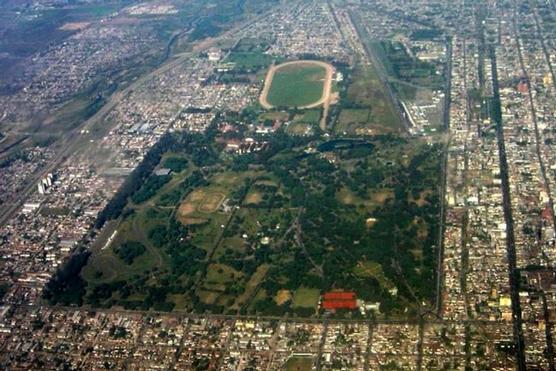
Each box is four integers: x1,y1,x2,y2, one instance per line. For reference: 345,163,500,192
434,36,453,317
459,39,473,320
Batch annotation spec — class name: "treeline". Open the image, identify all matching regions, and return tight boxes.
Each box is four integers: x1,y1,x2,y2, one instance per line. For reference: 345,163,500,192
95,134,174,228
410,28,443,41
158,170,207,207
95,129,219,228
131,175,171,204
43,246,90,306
114,241,146,265
163,157,188,172
183,107,211,114
0,150,30,169
189,17,222,41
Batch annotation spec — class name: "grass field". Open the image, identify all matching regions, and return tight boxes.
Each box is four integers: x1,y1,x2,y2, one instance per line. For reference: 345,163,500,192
338,108,371,125
292,287,320,308
233,37,270,53
266,64,327,107
336,187,393,212
205,263,242,284
198,191,226,212
177,188,225,224
275,289,292,305
81,211,169,286
283,356,314,371
286,122,314,136
293,109,321,124
259,111,289,122
175,171,258,254
198,289,220,305
231,264,269,309
226,51,274,69
335,64,402,135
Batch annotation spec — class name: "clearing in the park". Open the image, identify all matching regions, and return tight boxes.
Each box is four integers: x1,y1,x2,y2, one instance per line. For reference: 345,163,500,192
260,60,333,109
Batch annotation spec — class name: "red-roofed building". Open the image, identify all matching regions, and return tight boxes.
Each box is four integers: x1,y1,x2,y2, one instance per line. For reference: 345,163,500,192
322,291,358,311
323,292,356,301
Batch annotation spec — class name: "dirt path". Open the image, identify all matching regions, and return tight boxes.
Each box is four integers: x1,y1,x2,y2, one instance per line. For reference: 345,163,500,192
259,60,334,128
319,91,331,132
293,209,324,278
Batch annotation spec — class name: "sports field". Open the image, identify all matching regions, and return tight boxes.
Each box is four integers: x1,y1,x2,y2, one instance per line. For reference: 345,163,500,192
177,188,226,225
260,60,333,109
283,356,314,371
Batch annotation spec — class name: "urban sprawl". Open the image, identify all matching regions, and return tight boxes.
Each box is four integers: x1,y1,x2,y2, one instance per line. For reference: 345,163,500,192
1,0,556,369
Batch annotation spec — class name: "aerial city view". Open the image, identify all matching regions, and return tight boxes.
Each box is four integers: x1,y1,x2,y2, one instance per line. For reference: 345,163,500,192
0,0,555,369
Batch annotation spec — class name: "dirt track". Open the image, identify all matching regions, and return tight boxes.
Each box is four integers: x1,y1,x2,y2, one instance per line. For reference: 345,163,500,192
259,60,334,120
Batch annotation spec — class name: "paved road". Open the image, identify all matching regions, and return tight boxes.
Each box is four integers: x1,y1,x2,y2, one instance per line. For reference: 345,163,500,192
489,45,527,371
14,302,549,325
513,1,556,252
434,37,453,316
512,3,556,367
531,0,556,87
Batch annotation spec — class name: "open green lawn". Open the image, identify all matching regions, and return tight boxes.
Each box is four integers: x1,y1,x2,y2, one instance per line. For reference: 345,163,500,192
205,263,242,285
286,122,314,136
232,264,269,309
81,211,169,286
226,51,274,69
259,111,289,122
338,108,371,125
293,109,321,124
233,37,269,52
283,356,314,371
292,287,320,308
267,63,326,107
336,64,402,135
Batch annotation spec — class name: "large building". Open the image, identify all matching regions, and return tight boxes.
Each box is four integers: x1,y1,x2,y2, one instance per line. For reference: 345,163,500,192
322,291,358,310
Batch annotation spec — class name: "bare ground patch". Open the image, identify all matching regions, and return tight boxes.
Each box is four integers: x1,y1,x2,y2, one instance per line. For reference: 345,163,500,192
198,192,226,213
60,22,90,31
275,289,292,305
245,191,263,205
